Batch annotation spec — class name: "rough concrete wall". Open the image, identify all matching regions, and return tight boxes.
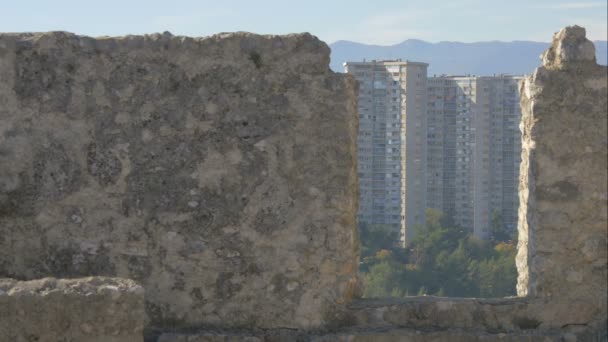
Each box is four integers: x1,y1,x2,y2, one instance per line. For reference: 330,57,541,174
518,25,607,326
0,31,359,330
0,277,144,342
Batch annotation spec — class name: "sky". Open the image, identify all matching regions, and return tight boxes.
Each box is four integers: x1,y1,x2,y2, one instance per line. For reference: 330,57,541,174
1,0,606,45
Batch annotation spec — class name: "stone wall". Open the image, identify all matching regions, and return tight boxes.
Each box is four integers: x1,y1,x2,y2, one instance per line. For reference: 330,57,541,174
0,31,359,331
517,25,607,327
0,277,144,342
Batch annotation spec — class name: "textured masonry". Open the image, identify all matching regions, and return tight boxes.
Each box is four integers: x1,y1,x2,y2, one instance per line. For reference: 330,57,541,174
0,277,144,342
516,24,607,329
0,31,359,331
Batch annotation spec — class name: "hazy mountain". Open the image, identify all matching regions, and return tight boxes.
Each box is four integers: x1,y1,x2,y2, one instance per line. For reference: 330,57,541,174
330,39,607,76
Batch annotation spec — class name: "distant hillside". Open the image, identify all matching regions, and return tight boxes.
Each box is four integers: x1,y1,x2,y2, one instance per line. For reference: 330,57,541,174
329,39,608,75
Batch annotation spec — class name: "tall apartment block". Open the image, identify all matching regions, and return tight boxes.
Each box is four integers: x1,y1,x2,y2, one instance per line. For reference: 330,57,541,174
426,75,522,239
344,60,428,246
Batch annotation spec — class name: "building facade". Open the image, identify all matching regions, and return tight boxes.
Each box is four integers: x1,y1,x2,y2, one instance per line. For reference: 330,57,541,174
345,60,428,246
426,75,522,239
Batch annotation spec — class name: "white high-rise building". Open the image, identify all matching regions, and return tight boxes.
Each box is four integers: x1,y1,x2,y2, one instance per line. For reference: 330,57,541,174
426,75,522,239
344,60,428,246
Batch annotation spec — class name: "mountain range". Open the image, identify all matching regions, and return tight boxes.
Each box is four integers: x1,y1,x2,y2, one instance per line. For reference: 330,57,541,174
329,39,607,76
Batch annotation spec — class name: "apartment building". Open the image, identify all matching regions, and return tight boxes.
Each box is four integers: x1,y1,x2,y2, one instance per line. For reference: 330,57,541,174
426,75,522,239
344,60,428,246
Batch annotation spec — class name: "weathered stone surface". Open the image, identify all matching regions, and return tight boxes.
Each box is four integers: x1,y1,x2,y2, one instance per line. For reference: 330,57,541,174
541,25,596,69
158,326,605,342
345,297,607,340
345,297,532,331
0,277,144,342
158,330,303,342
0,31,359,330
311,329,566,342
159,333,263,342
518,25,607,328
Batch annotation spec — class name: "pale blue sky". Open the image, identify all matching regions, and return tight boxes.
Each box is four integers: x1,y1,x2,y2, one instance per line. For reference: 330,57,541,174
2,0,606,44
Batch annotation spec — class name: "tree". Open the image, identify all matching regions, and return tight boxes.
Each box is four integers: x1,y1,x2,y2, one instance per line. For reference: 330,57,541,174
358,209,518,299
358,222,398,259
489,210,511,242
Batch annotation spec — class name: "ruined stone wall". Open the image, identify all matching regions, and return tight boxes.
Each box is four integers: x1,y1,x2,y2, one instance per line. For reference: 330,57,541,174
518,25,607,327
0,277,144,342
0,31,359,331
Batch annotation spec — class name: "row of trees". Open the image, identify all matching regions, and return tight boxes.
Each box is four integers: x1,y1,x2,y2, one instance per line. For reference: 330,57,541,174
359,209,517,298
